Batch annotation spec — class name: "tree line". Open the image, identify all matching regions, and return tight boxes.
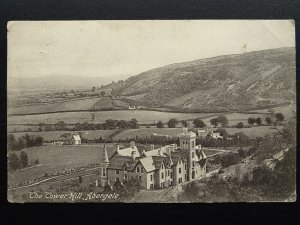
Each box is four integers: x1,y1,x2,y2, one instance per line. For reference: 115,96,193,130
38,118,139,131
8,134,44,151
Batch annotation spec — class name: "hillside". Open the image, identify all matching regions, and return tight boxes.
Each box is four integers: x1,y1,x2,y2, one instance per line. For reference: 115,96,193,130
108,48,296,111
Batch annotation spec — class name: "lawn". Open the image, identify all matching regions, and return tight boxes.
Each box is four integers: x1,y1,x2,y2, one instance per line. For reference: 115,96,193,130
7,144,117,185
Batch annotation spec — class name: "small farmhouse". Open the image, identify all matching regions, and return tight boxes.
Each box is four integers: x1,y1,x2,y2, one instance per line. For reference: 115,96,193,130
58,133,82,145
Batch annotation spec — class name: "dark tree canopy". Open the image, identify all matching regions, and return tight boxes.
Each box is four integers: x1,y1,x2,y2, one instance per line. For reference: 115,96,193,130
210,118,219,128
157,121,164,128
275,113,284,122
265,117,272,125
248,117,255,125
8,153,21,170
167,118,177,128
256,117,262,126
193,119,206,128
20,151,28,167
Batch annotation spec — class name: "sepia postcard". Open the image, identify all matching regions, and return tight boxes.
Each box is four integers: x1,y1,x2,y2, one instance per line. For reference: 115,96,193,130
7,20,296,203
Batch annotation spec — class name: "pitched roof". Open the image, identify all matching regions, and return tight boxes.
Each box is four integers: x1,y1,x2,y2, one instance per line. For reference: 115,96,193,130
152,156,171,169
107,155,137,170
196,149,207,160
139,157,156,172
117,146,140,158
73,134,81,141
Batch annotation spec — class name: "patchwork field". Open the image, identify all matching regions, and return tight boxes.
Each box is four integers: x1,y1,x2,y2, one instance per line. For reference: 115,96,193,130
8,144,117,185
113,128,183,140
8,110,217,125
113,126,281,140
8,97,101,115
8,130,116,142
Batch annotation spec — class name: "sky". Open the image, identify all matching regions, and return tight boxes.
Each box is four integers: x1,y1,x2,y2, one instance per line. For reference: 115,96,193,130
7,20,295,80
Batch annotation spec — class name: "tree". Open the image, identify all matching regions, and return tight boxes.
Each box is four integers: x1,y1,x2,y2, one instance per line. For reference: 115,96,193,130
17,138,26,150
248,117,255,126
105,119,117,129
79,176,83,184
157,121,164,128
20,151,28,167
130,118,139,129
265,117,272,125
100,91,106,97
91,87,96,92
7,134,18,151
210,118,219,128
8,153,21,170
217,116,229,127
215,128,228,137
256,117,262,126
236,122,244,128
193,119,206,128
117,120,129,129
181,120,187,127
167,118,177,128
34,136,44,146
275,113,284,122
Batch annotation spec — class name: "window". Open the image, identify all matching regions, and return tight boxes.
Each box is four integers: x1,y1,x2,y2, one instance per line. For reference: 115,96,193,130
161,172,164,179
116,170,119,174
192,152,195,158
170,172,173,178
192,162,195,167
185,164,187,170
179,168,182,174
150,184,153,189
124,173,128,180
161,164,164,169
178,178,182,184
138,176,142,180
137,167,140,173
185,174,187,180
116,177,119,182
102,169,106,176
150,174,153,181
141,167,144,173
168,170,170,176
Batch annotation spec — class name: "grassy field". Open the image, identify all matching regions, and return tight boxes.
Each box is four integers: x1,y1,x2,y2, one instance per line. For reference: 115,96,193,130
112,126,280,140
7,144,117,185
8,110,217,125
113,128,183,140
8,130,116,142
8,97,102,115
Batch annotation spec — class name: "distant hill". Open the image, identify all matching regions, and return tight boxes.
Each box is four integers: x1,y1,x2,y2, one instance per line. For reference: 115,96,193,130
8,75,115,95
106,47,296,111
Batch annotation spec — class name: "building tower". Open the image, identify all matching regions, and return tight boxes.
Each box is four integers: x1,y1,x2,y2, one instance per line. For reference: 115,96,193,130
100,144,110,187
179,128,196,181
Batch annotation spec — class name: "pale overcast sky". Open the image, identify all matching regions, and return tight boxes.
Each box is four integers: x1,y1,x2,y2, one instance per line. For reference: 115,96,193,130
8,20,295,79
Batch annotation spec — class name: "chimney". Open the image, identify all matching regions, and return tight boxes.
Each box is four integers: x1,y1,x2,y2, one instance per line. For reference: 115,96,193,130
131,151,136,161
158,148,163,156
130,141,135,148
150,144,155,151
182,127,188,134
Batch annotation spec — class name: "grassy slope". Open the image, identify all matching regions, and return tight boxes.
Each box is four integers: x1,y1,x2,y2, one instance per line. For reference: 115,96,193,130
7,144,116,185
109,48,295,111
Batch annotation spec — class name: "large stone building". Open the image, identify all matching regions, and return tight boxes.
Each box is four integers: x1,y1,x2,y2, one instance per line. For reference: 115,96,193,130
99,128,207,190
